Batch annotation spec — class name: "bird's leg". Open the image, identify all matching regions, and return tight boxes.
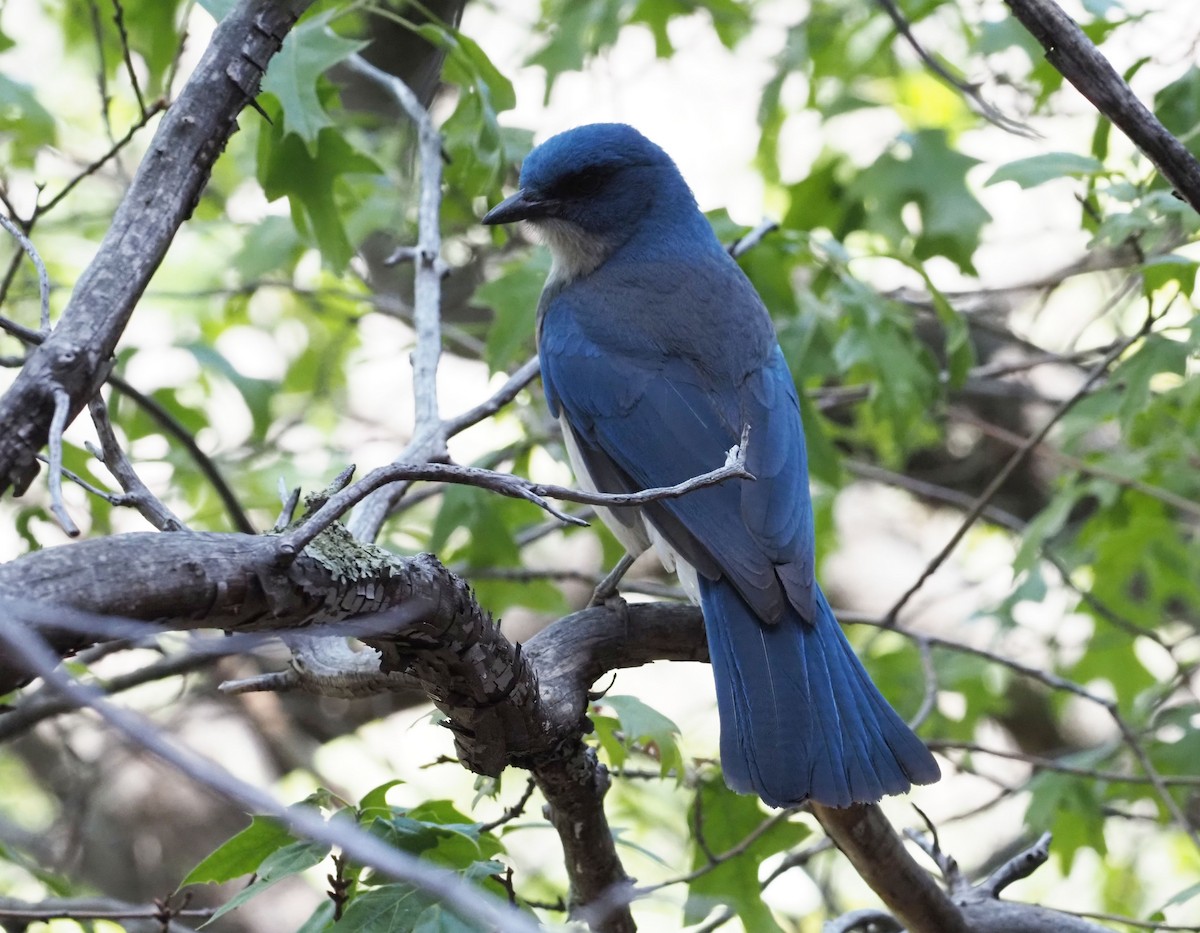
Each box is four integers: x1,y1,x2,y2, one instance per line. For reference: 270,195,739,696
589,552,636,609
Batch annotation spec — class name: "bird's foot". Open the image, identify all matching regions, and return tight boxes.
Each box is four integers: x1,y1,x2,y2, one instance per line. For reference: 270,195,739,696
589,552,636,608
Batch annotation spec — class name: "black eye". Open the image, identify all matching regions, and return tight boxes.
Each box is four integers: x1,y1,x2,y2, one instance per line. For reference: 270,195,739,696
550,167,612,199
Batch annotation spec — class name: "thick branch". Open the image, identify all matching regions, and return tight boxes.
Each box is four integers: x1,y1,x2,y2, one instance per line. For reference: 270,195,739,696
1004,0,1200,213
0,0,314,496
813,804,970,933
0,529,1131,931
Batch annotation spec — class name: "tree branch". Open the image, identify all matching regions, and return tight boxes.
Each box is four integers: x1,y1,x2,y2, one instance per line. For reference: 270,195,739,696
813,804,970,933
0,528,1148,931
0,0,314,497
0,613,542,933
1004,0,1200,213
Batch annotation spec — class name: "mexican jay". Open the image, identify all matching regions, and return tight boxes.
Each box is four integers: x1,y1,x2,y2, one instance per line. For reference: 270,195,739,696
482,123,939,807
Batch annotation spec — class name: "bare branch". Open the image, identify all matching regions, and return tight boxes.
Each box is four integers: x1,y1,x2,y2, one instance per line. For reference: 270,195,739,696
443,355,541,438
0,213,50,333
46,388,80,536
979,832,1052,897
0,0,313,498
0,614,542,933
87,394,186,531
825,909,905,933
110,0,148,116
884,319,1145,624
874,0,1036,137
343,53,449,541
812,803,970,933
0,649,214,742
1004,0,1200,213
278,430,753,559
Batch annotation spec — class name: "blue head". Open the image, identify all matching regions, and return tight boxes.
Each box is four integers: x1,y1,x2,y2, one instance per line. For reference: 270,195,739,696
482,124,701,278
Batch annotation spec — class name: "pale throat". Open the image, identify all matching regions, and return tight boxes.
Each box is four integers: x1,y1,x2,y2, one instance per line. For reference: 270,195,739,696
530,218,613,285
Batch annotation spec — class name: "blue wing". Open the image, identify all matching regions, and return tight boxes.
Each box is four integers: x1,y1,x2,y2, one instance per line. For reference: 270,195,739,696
540,281,816,624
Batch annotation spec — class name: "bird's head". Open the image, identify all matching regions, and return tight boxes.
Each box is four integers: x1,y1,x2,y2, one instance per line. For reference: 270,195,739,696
482,123,697,280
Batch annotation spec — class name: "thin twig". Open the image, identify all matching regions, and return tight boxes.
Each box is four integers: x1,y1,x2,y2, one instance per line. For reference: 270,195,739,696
343,53,448,541
273,481,302,532
928,740,1200,787
107,374,254,533
442,356,541,438
727,219,779,258
845,609,1200,850
978,832,1051,896
1067,910,1200,931
0,649,215,742
477,776,538,834
0,615,543,933
86,0,115,140
88,394,185,531
874,0,1036,137
884,322,1145,624
951,407,1200,521
47,388,80,536
110,0,147,116
0,214,51,333
279,425,753,559
633,808,797,895
1004,0,1200,213
34,100,167,219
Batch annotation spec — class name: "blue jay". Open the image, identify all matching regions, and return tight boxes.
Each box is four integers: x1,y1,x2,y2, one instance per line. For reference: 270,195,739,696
483,123,939,807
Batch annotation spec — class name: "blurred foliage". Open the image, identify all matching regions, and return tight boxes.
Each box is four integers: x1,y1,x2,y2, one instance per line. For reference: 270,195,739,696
0,0,1198,930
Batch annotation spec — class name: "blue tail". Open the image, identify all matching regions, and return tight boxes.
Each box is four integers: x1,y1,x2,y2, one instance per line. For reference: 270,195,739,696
699,578,940,808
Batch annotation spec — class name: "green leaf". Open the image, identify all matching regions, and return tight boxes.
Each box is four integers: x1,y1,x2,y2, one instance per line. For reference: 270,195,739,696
262,9,367,149
783,154,856,235
527,0,623,98
598,695,683,780
591,713,626,770
257,116,383,270
987,152,1106,189
473,252,551,374
198,0,237,20
900,258,975,388
337,885,436,932
186,342,277,439
1025,773,1106,873
413,903,480,933
1110,335,1189,429
295,900,336,933
368,800,503,873
181,816,294,887
682,777,809,931
233,216,303,282
203,840,330,925
852,129,991,273
1155,67,1200,160
360,779,405,817
0,74,55,166
1141,254,1198,298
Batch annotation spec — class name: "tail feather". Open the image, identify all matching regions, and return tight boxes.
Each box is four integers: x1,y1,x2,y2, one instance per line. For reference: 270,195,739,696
699,578,940,808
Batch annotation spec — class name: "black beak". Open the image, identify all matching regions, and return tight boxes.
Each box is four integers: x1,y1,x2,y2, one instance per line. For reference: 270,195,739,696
481,188,550,225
